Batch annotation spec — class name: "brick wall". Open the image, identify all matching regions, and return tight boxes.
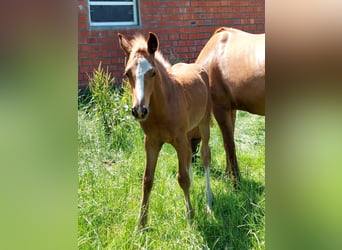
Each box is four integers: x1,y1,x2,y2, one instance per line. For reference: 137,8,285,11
78,0,265,90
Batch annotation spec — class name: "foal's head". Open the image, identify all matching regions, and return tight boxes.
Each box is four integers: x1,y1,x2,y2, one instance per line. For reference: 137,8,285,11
118,32,161,121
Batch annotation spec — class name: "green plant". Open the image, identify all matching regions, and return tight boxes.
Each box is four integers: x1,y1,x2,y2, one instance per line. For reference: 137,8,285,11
88,63,116,138
87,63,140,153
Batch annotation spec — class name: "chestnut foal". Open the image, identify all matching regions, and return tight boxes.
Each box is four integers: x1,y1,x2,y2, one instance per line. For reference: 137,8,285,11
118,32,213,227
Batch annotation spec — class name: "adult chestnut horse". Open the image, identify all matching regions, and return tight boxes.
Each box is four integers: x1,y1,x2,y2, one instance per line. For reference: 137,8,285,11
118,32,213,227
195,27,265,186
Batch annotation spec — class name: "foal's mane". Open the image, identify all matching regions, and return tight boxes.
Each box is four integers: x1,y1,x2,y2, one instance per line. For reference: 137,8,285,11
130,34,172,72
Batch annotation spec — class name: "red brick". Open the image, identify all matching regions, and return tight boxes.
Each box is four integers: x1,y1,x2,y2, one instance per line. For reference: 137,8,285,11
78,22,87,30
165,8,175,14
180,47,189,53
79,66,89,73
250,12,257,18
141,8,157,15
257,12,265,18
79,30,90,38
80,45,90,52
257,24,264,31
92,45,101,51
168,14,181,21
169,34,179,40
78,37,87,44
82,59,92,66
180,33,188,40
79,15,87,23
172,41,179,46
99,30,109,37
249,24,257,31
79,52,88,59
101,44,112,51
191,1,208,7
144,1,160,7
87,38,97,44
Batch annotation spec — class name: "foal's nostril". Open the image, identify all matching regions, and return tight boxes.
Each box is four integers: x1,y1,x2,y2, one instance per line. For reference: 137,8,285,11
132,105,148,119
142,106,148,117
132,107,138,118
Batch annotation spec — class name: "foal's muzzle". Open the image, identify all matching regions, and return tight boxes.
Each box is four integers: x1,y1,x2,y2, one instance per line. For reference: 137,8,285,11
132,105,148,120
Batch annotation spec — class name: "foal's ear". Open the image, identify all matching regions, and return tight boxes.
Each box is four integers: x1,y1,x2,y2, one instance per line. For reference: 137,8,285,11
118,33,132,55
147,32,159,55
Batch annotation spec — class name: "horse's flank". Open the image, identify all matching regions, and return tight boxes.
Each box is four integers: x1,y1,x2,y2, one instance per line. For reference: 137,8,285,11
197,27,265,115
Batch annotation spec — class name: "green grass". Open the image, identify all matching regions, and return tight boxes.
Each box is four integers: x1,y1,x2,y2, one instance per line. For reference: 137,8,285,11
78,74,265,249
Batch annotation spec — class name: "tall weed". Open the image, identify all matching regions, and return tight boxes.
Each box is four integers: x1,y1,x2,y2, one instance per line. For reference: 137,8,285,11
87,63,141,154
88,63,116,137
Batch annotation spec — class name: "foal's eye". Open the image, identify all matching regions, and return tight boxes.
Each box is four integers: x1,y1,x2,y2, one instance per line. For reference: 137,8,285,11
151,71,156,77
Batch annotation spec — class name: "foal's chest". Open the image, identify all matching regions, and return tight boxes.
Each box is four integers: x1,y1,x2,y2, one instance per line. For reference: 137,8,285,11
140,120,180,143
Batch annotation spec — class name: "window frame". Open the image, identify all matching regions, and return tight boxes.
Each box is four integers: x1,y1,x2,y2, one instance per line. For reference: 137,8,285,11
88,0,139,27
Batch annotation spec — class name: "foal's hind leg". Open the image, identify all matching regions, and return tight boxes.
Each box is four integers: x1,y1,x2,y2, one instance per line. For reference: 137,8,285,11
213,105,241,187
190,137,201,163
139,136,163,228
173,135,194,221
199,119,214,212
188,127,201,163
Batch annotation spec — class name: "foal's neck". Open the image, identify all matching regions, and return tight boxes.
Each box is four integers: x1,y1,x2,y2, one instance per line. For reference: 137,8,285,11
149,60,176,120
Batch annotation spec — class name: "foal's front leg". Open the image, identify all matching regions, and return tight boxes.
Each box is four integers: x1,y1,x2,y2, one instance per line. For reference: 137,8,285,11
173,135,194,222
139,136,163,228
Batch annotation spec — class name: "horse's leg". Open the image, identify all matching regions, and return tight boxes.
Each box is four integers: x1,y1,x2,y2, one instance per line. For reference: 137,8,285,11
173,135,194,221
213,105,241,187
188,127,201,163
231,109,237,133
199,118,213,212
190,137,201,163
139,136,163,228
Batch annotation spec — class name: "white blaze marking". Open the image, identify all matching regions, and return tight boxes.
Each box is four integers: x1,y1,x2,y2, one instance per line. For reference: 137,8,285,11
135,57,152,103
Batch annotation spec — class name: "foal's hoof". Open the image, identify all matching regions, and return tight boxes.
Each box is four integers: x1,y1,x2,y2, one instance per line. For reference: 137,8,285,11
224,174,241,191
206,197,214,214
232,179,242,191
206,205,213,214
138,215,148,229
186,209,195,225
134,224,152,235
189,209,195,220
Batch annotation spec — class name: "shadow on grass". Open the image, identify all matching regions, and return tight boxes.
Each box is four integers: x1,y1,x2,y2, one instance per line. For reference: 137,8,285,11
193,175,265,249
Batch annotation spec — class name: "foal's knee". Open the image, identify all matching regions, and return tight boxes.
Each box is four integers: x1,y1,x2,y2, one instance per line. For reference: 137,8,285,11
200,144,211,166
143,175,154,191
177,173,190,190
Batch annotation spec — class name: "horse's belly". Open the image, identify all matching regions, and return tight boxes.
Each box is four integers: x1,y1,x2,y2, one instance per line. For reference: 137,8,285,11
232,77,265,115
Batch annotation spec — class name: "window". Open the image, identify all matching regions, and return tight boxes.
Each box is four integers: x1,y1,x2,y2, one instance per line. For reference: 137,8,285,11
88,0,139,27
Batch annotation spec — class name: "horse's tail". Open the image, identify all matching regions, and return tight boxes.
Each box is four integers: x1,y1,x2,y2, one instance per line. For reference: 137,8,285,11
199,67,213,128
